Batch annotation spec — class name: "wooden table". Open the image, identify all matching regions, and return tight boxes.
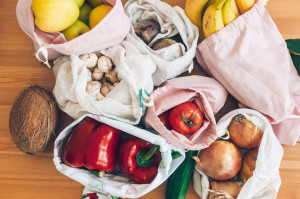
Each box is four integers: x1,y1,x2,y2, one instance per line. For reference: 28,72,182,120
0,0,299,198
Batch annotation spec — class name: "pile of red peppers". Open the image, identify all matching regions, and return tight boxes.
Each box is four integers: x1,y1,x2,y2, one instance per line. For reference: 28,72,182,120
62,117,161,184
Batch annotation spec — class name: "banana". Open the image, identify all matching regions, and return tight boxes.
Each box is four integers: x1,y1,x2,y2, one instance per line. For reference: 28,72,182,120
204,0,219,13
202,0,226,38
236,0,256,14
230,0,240,17
185,0,209,42
222,0,239,26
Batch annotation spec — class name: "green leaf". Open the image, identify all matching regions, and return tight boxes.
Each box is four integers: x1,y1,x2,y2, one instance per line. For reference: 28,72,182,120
171,150,182,159
286,39,300,54
290,52,300,75
181,113,189,123
286,39,300,75
146,128,159,135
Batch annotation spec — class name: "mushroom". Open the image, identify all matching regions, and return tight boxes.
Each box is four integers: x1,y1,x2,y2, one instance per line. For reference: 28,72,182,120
87,69,93,82
117,73,122,81
101,82,114,97
79,53,98,69
133,19,160,44
100,77,107,84
92,67,104,81
86,81,104,101
152,38,177,50
97,56,113,73
105,69,119,84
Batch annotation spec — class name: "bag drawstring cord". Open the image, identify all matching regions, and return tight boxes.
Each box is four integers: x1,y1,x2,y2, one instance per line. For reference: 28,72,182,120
35,45,51,68
139,89,154,114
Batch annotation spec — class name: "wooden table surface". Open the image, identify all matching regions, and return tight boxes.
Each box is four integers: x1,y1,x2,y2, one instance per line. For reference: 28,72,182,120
1,0,300,198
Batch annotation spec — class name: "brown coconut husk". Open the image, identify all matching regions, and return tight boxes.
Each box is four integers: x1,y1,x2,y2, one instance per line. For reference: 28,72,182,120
9,85,58,155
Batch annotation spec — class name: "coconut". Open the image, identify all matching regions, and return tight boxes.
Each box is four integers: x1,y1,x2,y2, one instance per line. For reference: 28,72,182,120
9,85,58,155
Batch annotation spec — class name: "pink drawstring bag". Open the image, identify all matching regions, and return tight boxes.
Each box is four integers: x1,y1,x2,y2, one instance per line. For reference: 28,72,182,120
16,0,130,67
144,75,228,150
196,2,300,145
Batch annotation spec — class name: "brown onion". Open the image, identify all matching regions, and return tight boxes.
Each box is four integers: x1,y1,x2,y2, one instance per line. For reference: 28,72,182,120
240,147,258,182
193,141,242,181
228,114,263,149
209,181,242,199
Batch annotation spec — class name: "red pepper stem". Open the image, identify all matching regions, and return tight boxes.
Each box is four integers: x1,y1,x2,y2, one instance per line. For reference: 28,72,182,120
141,145,159,163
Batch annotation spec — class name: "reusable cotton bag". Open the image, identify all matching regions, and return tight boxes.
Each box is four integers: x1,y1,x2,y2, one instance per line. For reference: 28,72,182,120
124,0,199,86
53,114,185,198
144,75,228,150
16,0,130,65
196,2,300,145
53,39,156,124
193,108,283,199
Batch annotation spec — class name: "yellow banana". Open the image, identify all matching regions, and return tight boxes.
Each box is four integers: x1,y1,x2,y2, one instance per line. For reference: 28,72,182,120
236,0,256,14
230,0,240,17
204,0,219,13
222,0,239,26
203,0,226,38
185,0,209,42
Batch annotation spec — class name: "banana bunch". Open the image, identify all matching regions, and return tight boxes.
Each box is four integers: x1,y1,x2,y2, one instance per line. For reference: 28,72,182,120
185,0,256,41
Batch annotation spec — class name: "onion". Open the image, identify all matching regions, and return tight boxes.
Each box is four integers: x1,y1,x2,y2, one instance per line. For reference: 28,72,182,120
240,147,258,182
193,141,242,181
209,181,242,199
228,114,263,149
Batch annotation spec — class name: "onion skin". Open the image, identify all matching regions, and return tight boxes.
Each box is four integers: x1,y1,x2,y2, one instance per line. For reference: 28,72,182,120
240,147,258,183
210,181,242,199
194,141,242,181
228,114,263,149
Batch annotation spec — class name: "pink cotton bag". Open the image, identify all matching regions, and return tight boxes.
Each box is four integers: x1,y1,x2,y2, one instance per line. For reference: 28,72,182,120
16,0,130,66
144,75,228,150
196,2,300,145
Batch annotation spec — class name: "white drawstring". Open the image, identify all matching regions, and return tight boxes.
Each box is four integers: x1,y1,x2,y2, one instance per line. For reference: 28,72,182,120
141,89,154,107
188,61,194,73
35,45,51,68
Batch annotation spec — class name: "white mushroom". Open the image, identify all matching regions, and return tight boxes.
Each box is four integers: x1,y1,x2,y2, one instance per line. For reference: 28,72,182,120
92,67,104,81
105,69,119,84
87,69,93,82
80,53,98,69
95,51,102,58
117,72,122,81
97,56,113,73
86,81,104,101
100,77,107,84
100,82,114,97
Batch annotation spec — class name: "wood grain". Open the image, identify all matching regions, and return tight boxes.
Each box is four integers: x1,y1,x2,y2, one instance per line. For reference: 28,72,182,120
0,0,300,198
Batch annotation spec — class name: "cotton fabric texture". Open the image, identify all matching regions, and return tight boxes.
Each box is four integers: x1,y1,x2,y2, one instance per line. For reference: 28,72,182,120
124,0,199,86
144,75,228,150
196,2,300,145
193,108,283,199
16,0,130,62
52,40,156,124
53,114,185,198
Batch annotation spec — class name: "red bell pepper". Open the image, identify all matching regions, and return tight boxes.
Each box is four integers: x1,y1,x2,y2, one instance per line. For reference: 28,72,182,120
117,136,161,184
62,117,121,175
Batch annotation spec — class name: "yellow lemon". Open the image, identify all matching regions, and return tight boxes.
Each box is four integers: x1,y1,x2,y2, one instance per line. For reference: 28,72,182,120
89,4,113,29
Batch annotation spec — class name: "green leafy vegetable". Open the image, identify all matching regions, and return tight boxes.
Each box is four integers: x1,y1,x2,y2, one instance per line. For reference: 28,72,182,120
286,39,300,75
